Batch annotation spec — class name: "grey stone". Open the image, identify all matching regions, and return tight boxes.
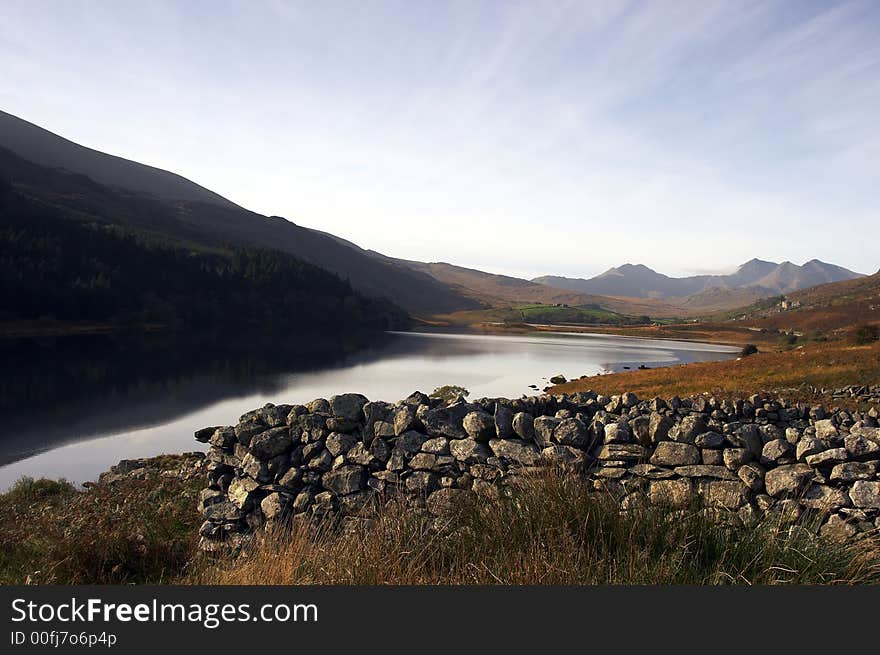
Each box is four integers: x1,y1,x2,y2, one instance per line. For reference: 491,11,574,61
395,430,427,454
260,493,288,520
764,464,814,498
512,412,536,442
761,439,793,465
426,488,474,516
849,481,880,509
630,464,676,479
463,411,496,442
648,412,674,444
805,448,848,468
694,432,725,448
649,479,693,507
326,432,358,457
672,415,707,444
796,436,827,461
597,444,645,461
422,437,450,455
672,465,738,480
494,404,515,438
650,442,700,467
703,481,749,509
540,445,587,468
449,438,492,464
533,416,561,447
844,433,880,459
799,486,850,513
830,461,878,482
820,514,857,542
419,403,477,440
409,453,437,470
813,419,838,440
722,448,753,470
603,422,632,445
737,463,765,492
329,393,368,423
553,418,591,448
322,465,366,495
489,438,540,466
405,471,440,495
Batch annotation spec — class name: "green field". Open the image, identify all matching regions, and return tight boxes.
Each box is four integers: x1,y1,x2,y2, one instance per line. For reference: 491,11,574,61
512,303,651,326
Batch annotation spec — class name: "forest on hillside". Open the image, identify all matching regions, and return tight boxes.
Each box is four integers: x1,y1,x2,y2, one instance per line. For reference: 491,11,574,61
0,178,408,333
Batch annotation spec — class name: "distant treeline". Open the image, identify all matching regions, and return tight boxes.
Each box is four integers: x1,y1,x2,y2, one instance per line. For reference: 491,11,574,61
0,178,408,332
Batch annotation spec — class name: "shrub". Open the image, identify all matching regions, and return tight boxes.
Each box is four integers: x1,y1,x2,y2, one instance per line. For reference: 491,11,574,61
740,344,758,357
854,324,879,345
430,385,469,403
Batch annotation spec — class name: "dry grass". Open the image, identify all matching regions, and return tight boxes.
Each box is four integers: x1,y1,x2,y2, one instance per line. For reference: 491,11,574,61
0,454,204,584
551,340,880,406
193,472,880,586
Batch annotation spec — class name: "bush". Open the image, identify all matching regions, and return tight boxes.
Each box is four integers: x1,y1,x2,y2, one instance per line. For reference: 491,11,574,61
430,385,469,403
854,324,880,345
740,344,759,357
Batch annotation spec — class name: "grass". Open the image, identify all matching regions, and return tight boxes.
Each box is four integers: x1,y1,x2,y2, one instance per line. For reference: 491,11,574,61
193,471,880,585
552,340,880,406
0,454,204,585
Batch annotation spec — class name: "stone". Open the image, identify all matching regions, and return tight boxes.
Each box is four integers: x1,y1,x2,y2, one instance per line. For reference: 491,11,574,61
723,448,753,471
449,438,492,464
426,488,474,516
672,415,707,444
650,442,699,467
760,439,793,465
338,491,374,516
369,438,391,462
796,436,827,461
830,461,878,482
260,493,288,520
422,437,450,455
326,432,358,457
489,439,540,466
603,422,632,445
393,405,419,436
649,479,693,507
234,420,266,447
208,427,236,449
844,433,880,459
226,478,260,511
407,452,436,470
494,404,515,438
322,465,366,495
704,481,749,509
630,464,676,479
371,421,395,438
729,425,763,457
553,418,591,449
395,430,427,454
672,465,738,480
533,416,561,447
813,419,838,440
597,444,645,461
737,463,765,492
405,471,440,495
701,449,723,465
820,514,857,542
540,445,588,468
203,501,242,522
329,393,368,424
694,431,725,448
277,467,302,489
849,481,880,509
647,412,673,445
419,403,476,440
346,443,376,466
764,464,814,498
512,412,536,442
805,448,848,468
799,486,850,513
549,374,567,384
463,411,496,442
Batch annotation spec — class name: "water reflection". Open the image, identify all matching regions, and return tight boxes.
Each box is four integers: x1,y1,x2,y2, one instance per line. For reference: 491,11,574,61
0,330,738,488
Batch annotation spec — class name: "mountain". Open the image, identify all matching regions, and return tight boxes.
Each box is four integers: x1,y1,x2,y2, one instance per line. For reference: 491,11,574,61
0,111,479,316
0,110,236,208
533,259,864,306
392,260,682,317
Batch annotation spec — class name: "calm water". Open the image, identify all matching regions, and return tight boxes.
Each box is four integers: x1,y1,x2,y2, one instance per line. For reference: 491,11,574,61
0,330,738,489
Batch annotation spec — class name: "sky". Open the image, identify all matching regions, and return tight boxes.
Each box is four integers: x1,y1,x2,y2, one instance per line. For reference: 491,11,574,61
1,0,877,279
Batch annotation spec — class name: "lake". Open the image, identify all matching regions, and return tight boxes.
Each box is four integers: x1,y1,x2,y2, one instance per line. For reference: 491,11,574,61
0,330,739,489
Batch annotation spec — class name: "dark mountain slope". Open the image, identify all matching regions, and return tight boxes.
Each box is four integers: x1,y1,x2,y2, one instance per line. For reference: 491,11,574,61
0,110,236,208
0,134,478,315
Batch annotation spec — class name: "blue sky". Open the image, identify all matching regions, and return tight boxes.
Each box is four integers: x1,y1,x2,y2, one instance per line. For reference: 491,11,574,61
1,1,877,278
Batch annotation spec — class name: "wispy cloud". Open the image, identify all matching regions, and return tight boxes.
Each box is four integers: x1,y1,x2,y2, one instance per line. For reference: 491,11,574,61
0,0,877,277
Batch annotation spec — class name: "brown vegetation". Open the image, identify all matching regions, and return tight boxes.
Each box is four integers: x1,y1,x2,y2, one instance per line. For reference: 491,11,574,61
194,472,880,585
552,340,880,406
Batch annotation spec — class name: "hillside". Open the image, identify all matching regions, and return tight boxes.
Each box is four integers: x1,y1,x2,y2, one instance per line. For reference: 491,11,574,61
729,270,880,336
533,259,863,309
0,113,481,316
392,260,683,318
0,172,408,333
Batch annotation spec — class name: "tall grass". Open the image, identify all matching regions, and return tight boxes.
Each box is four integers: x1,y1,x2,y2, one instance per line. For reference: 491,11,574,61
196,472,880,585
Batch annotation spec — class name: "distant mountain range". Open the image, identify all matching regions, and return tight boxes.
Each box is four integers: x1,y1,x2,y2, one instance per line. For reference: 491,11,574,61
533,260,863,301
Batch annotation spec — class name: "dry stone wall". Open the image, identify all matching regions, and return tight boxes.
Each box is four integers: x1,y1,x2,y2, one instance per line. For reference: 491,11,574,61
195,390,880,551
